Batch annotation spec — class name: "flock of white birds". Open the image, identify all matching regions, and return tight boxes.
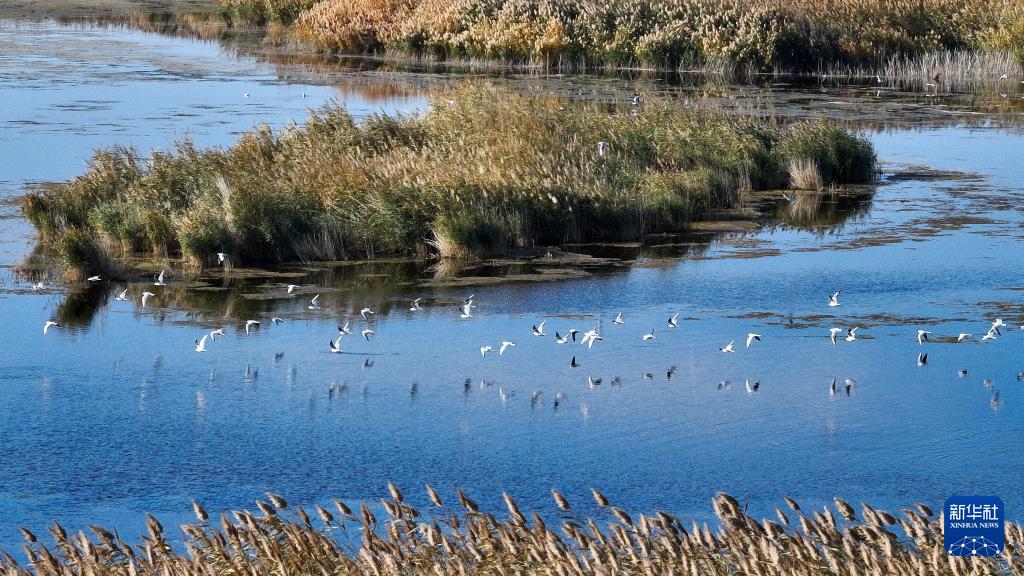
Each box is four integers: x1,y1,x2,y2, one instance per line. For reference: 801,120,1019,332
40,276,1023,402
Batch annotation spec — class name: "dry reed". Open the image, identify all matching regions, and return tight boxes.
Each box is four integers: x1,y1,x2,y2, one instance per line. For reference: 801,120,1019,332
2,486,1020,575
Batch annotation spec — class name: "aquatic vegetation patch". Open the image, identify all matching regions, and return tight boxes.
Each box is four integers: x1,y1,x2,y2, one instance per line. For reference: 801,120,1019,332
23,85,875,276
287,0,1024,73
3,487,1024,575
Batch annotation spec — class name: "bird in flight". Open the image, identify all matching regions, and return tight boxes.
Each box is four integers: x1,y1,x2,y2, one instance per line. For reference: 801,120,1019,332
828,291,841,307
43,320,59,335
308,294,321,310
746,333,761,347
720,340,735,353
499,341,515,356
532,321,547,336
667,313,679,328
154,270,166,286
195,334,208,352
245,320,260,335
917,330,930,345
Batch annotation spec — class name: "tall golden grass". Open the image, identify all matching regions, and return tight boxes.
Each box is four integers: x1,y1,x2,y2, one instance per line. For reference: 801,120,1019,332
22,85,874,275
286,0,1024,74
2,486,1020,575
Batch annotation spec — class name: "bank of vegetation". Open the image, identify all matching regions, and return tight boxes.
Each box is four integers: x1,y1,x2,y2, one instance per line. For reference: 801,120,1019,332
2,487,1020,575
219,0,1024,76
22,86,874,277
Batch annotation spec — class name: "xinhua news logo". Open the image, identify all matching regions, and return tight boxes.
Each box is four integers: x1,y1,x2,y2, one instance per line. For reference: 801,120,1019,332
944,496,1004,557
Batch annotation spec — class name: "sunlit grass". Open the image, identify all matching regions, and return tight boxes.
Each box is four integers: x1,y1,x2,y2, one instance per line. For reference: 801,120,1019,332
287,0,1024,74
3,486,1021,575
23,85,875,275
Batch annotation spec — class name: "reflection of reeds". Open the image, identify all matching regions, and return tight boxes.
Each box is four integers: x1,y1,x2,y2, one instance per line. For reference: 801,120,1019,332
6,488,1021,575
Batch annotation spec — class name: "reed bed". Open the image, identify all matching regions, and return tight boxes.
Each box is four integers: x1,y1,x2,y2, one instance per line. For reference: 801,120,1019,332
22,85,874,275
3,486,1021,575
287,0,1024,75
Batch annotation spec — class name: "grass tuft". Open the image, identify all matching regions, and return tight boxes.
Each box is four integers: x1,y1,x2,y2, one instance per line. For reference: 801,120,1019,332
24,85,875,270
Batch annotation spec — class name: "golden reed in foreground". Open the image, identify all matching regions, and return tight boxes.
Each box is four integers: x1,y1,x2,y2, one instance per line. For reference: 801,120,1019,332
2,486,1021,575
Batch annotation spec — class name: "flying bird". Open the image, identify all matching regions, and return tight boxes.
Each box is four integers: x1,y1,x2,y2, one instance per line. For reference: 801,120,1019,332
329,336,342,353
338,322,352,335
667,313,679,328
460,303,473,318
746,379,759,393
499,341,515,356
555,331,569,344
308,294,321,310
360,307,374,319
271,317,284,325
115,287,128,301
43,320,59,335
845,326,859,342
957,333,971,342
209,328,225,340
195,334,208,352
720,340,735,353
746,333,761,347
409,298,422,311
532,321,547,336
361,329,374,341
613,312,624,325
154,270,166,286
917,330,930,345
828,291,841,307
480,346,494,357
642,330,656,341
829,327,843,346
87,275,101,282
245,320,260,335
141,291,155,308
287,284,299,294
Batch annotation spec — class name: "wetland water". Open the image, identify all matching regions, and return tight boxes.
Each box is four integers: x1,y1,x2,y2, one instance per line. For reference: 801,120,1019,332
2,17,1024,551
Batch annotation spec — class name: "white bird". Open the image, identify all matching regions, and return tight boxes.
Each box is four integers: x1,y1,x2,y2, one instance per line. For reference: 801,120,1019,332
555,331,569,344
597,141,609,157
480,345,494,357
361,329,374,341
308,294,321,310
360,307,374,319
845,326,859,342
499,341,515,356
460,303,473,318
829,327,843,346
115,287,128,301
581,328,602,349
642,330,656,341
720,340,735,353
209,328,225,340
746,333,761,347
154,269,166,286
216,252,227,264
195,334,208,352
410,298,422,311
917,330,930,345
982,327,998,341
828,291,841,307
287,284,299,294
338,322,352,335
745,379,759,393
43,320,59,335
271,317,284,325
613,312,624,325
667,313,679,328
87,275,101,282
31,282,45,291
532,321,547,336
141,291,155,308
957,333,972,342
245,320,260,335
329,336,342,353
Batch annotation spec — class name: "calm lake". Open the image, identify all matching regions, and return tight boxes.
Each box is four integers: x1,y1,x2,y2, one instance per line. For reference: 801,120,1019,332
1,17,1024,552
